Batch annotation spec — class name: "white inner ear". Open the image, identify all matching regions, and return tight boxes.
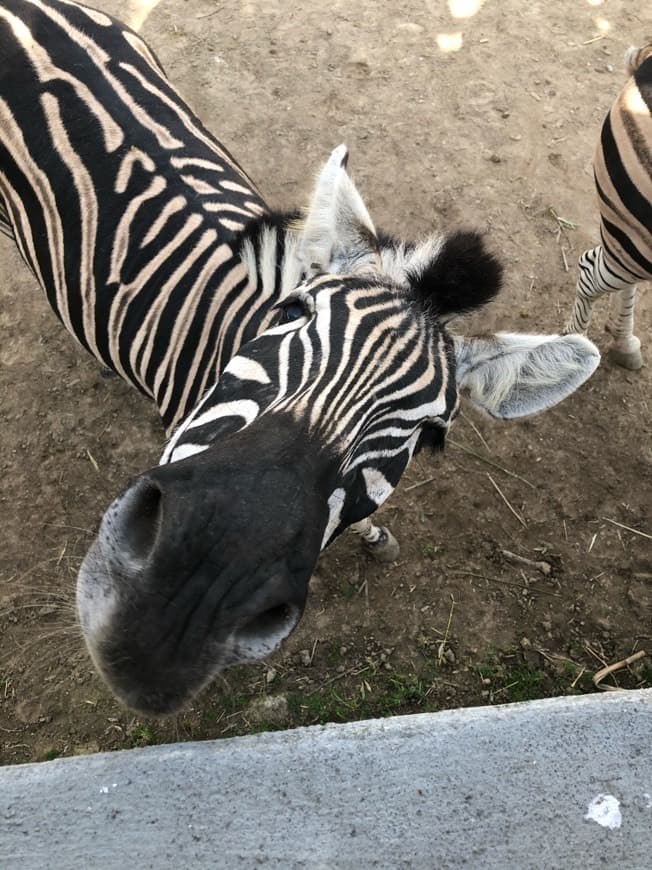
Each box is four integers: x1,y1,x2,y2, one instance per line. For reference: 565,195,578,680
297,144,379,276
454,332,600,419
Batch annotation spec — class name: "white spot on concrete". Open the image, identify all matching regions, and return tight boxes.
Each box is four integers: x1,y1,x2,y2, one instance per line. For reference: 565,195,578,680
584,794,622,829
644,793,652,809
99,786,109,794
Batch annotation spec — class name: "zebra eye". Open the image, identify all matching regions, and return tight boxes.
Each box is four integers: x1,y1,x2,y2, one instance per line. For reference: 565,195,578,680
277,299,308,324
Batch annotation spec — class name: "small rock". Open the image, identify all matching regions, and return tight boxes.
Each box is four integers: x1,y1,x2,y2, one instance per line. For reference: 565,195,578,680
309,574,324,592
73,741,100,756
265,667,277,685
520,637,531,649
339,645,348,656
489,153,502,163
299,649,312,667
444,648,456,664
246,695,288,725
396,21,424,35
15,700,47,724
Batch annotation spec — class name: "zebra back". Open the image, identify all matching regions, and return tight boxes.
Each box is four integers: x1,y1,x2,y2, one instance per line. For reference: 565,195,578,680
0,0,269,428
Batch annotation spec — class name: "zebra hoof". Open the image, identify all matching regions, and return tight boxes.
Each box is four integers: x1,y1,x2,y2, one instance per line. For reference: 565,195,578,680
608,346,643,371
365,527,400,563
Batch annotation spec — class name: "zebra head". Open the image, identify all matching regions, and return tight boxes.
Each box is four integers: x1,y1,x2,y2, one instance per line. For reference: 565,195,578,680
78,146,600,714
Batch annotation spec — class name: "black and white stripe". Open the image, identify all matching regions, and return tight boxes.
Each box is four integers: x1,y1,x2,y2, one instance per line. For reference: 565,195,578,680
565,43,652,370
0,0,270,429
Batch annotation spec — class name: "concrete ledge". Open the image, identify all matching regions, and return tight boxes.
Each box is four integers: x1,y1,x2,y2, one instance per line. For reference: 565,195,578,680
2,690,652,869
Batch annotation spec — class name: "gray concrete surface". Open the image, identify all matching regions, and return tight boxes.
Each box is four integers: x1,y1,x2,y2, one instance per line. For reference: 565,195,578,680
2,690,651,869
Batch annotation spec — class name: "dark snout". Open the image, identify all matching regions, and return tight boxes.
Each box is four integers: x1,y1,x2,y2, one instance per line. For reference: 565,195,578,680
77,435,329,714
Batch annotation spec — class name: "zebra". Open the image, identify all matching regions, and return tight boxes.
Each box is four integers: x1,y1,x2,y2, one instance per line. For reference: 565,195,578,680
564,42,652,370
0,0,600,715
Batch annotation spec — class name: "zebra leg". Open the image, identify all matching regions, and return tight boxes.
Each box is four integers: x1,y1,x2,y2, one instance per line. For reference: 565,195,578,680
348,517,400,563
564,246,609,335
606,286,643,370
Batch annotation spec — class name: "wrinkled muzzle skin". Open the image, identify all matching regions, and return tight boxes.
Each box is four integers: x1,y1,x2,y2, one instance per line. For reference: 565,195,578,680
78,419,334,715
77,276,454,714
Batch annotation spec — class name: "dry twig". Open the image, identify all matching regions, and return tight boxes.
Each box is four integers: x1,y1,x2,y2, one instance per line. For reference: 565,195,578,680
486,474,527,528
501,549,551,575
449,440,535,489
601,517,652,542
593,650,647,691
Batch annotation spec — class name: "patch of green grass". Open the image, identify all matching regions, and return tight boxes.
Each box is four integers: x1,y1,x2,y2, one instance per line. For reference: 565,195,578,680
42,748,61,761
501,664,546,702
287,667,441,727
128,724,155,747
376,674,431,712
637,662,652,687
420,543,440,560
324,642,343,667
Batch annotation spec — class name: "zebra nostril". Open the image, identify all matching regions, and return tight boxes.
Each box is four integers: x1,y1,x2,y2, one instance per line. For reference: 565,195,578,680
113,478,163,563
234,601,301,658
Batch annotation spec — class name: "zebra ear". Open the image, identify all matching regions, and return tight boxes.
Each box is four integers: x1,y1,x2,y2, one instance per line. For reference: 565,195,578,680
453,332,600,419
297,145,380,276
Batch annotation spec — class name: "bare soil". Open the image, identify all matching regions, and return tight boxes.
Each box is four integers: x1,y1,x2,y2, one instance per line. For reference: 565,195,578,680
1,0,651,764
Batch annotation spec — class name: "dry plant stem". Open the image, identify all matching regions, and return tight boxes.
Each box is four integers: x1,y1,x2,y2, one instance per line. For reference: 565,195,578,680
460,412,491,453
601,517,652,542
452,570,560,597
308,665,371,696
438,595,455,665
486,473,527,528
404,476,437,492
449,440,536,489
593,649,647,690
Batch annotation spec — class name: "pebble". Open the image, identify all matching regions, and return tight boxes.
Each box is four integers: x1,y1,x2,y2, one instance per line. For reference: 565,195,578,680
73,741,100,756
299,649,312,667
396,22,424,35
520,637,531,649
246,695,288,725
444,648,456,664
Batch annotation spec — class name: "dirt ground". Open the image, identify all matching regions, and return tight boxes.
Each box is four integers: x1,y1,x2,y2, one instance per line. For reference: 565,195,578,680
1,0,651,764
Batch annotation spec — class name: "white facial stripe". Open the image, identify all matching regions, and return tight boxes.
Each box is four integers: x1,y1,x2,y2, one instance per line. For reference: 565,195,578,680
223,355,271,384
186,398,260,431
321,487,346,549
168,442,210,462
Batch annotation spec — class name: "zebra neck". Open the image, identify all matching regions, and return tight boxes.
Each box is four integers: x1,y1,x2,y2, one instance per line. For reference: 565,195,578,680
156,212,304,433
238,211,304,303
